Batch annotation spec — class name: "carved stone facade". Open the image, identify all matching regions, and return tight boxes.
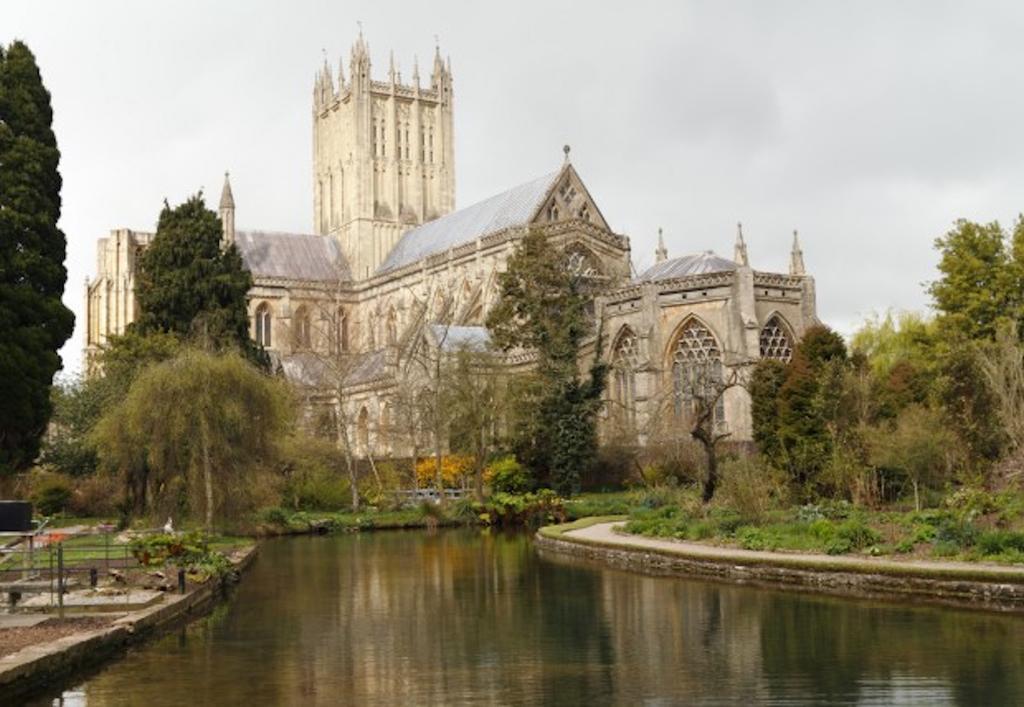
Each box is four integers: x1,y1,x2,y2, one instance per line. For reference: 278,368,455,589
84,35,818,457
312,33,455,279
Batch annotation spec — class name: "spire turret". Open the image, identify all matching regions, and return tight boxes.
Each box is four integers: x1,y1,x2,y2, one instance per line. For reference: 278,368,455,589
655,227,668,263
734,222,749,266
219,172,235,246
432,41,444,86
789,229,806,276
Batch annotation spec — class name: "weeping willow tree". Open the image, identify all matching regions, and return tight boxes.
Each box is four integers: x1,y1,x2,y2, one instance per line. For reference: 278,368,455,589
93,349,292,528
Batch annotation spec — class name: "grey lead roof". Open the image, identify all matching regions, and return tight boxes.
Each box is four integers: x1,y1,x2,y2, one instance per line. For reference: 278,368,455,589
236,230,350,282
376,171,560,274
428,324,492,352
276,349,391,388
634,251,737,283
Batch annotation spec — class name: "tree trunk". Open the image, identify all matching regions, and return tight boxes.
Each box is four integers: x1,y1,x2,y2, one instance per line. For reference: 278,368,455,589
201,427,214,530
347,455,359,512
335,404,359,512
434,438,445,506
702,441,718,504
913,479,920,512
474,425,486,502
367,451,383,493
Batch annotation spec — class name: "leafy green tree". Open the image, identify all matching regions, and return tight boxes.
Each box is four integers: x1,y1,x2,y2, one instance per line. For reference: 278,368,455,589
773,326,848,494
849,311,939,380
445,344,503,501
133,194,265,365
937,346,1004,471
0,41,75,474
93,349,291,527
487,229,606,495
928,219,1023,341
41,332,181,477
868,405,957,511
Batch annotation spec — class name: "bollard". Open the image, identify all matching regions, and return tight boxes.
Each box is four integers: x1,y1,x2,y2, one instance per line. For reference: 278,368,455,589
178,568,186,594
90,567,98,588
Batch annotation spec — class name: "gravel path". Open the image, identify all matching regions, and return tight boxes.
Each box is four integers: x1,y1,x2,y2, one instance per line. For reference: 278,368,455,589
0,617,112,658
566,522,1024,577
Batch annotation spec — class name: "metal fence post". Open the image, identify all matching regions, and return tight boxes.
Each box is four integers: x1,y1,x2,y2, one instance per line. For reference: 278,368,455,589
57,543,64,620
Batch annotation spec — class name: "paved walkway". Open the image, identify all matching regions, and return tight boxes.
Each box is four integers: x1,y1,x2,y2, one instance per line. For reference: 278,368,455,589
565,522,1024,578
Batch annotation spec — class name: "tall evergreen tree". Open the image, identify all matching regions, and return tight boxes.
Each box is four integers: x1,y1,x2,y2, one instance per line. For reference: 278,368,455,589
751,326,848,494
487,229,606,495
0,41,75,474
132,193,265,365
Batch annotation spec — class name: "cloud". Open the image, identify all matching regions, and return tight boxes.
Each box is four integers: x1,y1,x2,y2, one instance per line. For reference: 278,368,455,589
6,0,1024,374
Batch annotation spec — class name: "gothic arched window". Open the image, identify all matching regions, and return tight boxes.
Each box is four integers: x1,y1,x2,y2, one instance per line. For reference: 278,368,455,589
328,171,335,228
386,307,398,345
255,302,272,348
759,315,794,363
379,403,392,455
292,305,311,350
612,329,640,426
670,319,725,423
337,307,349,353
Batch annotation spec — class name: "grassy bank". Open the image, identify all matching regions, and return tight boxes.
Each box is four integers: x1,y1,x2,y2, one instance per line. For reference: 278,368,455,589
617,487,1024,565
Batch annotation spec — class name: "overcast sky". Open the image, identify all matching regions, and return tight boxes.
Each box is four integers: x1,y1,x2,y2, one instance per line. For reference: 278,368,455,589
7,1,1024,376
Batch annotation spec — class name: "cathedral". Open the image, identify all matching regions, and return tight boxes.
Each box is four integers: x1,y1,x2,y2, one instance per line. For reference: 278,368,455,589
84,34,818,457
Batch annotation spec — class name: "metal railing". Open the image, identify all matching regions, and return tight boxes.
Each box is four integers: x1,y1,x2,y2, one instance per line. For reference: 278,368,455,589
392,488,468,506
0,526,180,618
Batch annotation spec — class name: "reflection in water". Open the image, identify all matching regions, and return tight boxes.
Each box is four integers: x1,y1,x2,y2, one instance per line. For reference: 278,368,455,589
34,529,1024,706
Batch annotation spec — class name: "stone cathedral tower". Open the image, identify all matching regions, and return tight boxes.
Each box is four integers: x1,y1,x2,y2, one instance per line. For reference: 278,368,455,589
312,33,455,278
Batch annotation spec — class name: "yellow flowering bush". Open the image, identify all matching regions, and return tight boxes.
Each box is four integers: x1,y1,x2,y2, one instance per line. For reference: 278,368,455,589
415,454,473,488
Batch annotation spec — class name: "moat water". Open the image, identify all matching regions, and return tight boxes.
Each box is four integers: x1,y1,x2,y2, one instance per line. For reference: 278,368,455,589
33,529,1024,706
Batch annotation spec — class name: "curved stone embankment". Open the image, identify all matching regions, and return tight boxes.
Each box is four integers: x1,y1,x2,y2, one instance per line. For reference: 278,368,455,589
535,520,1024,612
0,545,258,703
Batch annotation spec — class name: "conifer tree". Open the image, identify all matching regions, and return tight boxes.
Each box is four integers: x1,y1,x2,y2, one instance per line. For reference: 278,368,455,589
487,229,606,495
0,41,75,474
132,194,265,365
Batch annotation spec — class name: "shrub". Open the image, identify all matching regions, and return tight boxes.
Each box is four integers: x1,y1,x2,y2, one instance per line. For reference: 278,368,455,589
824,519,880,555
478,490,565,528
32,475,73,516
944,487,998,518
717,456,784,522
933,514,978,548
260,507,289,526
485,456,531,494
129,530,232,580
586,444,635,491
737,526,775,551
416,455,473,488
288,469,351,512
68,473,122,517
977,530,1024,557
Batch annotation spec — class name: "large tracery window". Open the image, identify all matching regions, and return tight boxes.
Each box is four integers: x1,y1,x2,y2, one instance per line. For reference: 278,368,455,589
759,315,794,362
612,329,640,426
255,303,272,348
565,246,600,278
671,319,725,424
